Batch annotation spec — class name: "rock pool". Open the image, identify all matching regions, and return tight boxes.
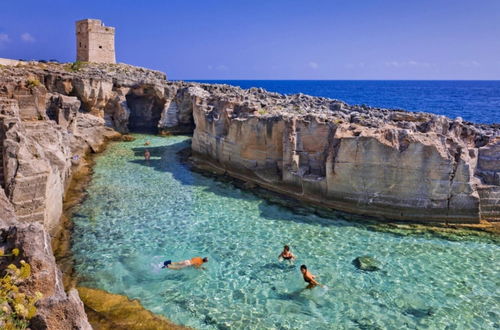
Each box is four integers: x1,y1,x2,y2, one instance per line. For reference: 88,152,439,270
71,135,499,329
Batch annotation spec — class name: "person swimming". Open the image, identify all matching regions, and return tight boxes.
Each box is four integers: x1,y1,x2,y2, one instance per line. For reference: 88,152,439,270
300,264,321,288
144,149,151,161
278,245,296,261
163,257,208,270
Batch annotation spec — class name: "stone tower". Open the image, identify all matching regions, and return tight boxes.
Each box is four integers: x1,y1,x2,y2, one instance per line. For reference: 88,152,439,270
76,19,116,63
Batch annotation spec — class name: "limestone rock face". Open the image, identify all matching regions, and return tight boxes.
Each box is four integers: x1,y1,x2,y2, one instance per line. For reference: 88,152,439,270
3,120,72,232
1,62,497,226
0,223,91,330
72,77,114,117
45,93,81,130
0,188,17,227
0,61,497,327
180,83,499,223
0,63,136,328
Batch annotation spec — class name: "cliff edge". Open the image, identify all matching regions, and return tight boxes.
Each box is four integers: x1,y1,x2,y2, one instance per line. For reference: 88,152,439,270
0,61,498,327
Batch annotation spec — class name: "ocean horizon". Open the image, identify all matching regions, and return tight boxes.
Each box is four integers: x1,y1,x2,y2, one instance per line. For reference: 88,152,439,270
185,80,500,124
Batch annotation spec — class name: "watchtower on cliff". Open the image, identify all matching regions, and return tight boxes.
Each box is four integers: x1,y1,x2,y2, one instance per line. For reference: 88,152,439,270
76,19,116,63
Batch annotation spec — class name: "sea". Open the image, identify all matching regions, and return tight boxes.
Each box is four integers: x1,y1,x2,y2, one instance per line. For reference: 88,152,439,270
70,80,500,329
72,135,500,330
189,80,500,124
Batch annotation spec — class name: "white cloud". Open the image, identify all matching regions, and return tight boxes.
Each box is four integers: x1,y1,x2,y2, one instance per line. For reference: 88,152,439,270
0,33,10,46
385,60,433,68
453,60,480,68
308,61,319,69
21,32,35,42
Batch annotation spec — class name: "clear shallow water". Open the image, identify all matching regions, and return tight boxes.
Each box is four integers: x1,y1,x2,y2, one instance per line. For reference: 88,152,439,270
72,135,500,329
190,80,500,124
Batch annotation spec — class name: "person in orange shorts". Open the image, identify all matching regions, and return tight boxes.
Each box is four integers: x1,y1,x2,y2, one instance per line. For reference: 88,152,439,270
162,257,208,270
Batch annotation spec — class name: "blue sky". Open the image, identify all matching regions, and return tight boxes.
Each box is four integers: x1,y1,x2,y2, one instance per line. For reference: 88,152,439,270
0,0,499,79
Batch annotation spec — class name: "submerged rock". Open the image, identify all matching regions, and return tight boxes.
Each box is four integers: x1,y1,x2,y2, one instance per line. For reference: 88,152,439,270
352,317,384,330
404,307,435,319
121,134,136,141
352,256,381,271
77,287,188,329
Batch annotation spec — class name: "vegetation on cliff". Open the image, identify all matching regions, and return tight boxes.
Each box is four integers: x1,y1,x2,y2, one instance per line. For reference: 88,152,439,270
0,248,42,329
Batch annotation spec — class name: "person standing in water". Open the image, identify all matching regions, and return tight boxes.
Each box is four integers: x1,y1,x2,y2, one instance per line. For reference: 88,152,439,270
162,257,208,270
300,264,320,288
278,245,296,262
144,149,151,161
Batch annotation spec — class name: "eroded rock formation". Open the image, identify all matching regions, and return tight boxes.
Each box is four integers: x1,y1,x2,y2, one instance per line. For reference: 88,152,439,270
0,60,498,327
0,217,91,329
178,84,499,224
1,62,497,227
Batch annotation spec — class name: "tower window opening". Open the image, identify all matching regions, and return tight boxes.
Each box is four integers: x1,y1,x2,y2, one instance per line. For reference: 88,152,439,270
99,45,103,49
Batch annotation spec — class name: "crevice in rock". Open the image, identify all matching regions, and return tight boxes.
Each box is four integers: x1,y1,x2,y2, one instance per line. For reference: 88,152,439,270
125,92,165,133
446,146,462,224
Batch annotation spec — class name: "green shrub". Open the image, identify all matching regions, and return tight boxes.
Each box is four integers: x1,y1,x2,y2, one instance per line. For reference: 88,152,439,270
0,248,42,329
65,61,87,72
25,78,41,89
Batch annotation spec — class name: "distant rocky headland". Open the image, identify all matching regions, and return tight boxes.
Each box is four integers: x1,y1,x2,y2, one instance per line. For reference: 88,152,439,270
0,61,498,328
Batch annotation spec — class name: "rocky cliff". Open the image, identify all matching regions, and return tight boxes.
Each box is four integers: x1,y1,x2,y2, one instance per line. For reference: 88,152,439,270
0,61,498,327
153,81,498,224
1,62,498,227
181,84,499,223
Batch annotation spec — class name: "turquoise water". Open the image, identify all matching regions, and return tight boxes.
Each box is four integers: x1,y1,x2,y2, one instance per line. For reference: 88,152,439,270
71,135,500,329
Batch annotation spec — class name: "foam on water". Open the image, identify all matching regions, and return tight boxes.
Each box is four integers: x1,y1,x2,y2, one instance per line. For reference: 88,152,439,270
71,135,500,329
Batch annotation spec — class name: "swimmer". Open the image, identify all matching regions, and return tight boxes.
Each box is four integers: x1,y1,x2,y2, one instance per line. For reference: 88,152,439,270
300,264,321,288
162,257,208,270
144,149,151,161
278,245,296,261
144,141,151,146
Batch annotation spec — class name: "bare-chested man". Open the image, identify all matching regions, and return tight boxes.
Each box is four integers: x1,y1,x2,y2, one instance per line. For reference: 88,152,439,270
300,264,321,288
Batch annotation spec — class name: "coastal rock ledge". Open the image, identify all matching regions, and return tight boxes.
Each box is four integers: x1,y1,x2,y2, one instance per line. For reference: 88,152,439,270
0,62,498,226
0,61,498,328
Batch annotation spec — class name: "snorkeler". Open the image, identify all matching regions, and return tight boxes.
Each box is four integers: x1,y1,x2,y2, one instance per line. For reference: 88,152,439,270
162,257,208,270
144,149,151,161
278,245,296,261
300,264,321,288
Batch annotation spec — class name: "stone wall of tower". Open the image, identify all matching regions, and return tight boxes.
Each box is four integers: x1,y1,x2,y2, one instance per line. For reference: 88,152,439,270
76,19,116,64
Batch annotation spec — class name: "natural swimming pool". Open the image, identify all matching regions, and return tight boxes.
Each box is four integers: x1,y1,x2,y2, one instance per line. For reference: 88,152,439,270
71,134,500,329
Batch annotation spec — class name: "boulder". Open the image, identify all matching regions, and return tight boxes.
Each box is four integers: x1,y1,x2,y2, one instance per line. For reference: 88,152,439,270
352,256,381,271
0,223,91,329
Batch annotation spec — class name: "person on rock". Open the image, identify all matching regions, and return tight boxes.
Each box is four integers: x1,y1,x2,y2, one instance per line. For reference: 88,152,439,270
278,245,296,262
300,264,320,288
144,149,151,161
162,257,208,270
